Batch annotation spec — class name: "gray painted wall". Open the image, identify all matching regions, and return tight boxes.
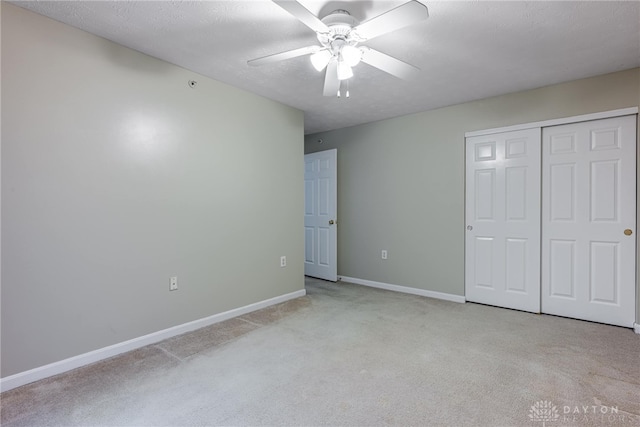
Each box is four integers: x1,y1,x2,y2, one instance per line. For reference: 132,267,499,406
1,4,304,377
305,68,640,323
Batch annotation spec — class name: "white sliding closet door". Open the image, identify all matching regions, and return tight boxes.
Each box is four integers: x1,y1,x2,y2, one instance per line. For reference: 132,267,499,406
542,115,637,327
465,128,541,313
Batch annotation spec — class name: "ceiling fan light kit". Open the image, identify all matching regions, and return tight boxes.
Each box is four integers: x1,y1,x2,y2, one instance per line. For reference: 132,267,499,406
337,60,354,80
248,0,429,97
310,49,332,71
341,45,362,67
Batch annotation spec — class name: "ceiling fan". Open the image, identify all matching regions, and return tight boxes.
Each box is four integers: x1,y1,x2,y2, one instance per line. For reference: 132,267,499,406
248,1,429,97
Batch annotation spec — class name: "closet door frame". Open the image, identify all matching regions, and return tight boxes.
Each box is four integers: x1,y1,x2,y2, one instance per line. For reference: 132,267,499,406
464,107,639,332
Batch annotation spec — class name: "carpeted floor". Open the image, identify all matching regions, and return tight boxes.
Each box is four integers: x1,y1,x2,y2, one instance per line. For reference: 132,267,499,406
2,277,639,426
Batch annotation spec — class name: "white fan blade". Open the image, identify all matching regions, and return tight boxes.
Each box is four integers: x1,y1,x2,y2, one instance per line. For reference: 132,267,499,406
353,1,428,41
273,1,329,34
323,61,340,96
360,47,420,80
248,45,319,66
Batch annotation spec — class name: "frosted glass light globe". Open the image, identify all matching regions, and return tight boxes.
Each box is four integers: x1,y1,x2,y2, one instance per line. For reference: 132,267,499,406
341,45,362,67
310,50,332,71
337,61,354,80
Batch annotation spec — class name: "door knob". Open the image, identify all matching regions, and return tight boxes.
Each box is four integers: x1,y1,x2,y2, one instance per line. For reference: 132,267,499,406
329,220,335,225
467,225,473,231
624,229,633,236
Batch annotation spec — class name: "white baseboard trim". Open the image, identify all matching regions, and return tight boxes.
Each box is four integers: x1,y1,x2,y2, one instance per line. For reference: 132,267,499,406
338,276,465,304
634,323,640,335
0,289,306,393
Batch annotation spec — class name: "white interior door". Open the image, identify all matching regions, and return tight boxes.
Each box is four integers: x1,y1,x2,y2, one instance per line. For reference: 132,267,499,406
304,149,337,281
542,115,637,327
465,128,541,313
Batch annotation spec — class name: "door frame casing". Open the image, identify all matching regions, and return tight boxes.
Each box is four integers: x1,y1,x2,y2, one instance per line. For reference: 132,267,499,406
465,108,638,138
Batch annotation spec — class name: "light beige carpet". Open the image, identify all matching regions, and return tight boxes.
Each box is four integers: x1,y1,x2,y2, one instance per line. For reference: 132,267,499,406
2,277,639,426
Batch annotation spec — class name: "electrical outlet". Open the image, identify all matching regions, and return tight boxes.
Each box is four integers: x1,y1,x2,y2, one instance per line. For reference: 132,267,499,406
280,256,287,267
170,276,178,291
381,250,388,260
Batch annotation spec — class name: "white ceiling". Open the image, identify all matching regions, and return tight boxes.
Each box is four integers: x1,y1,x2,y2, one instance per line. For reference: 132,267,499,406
11,1,640,134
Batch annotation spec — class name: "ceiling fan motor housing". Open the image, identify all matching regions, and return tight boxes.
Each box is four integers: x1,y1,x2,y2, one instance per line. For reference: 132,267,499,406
318,10,361,55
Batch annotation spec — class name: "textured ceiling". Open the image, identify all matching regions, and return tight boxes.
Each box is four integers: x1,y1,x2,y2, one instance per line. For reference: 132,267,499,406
10,0,640,134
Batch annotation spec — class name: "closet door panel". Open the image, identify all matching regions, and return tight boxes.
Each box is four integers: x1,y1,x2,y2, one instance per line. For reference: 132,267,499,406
465,128,541,313
542,115,636,327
